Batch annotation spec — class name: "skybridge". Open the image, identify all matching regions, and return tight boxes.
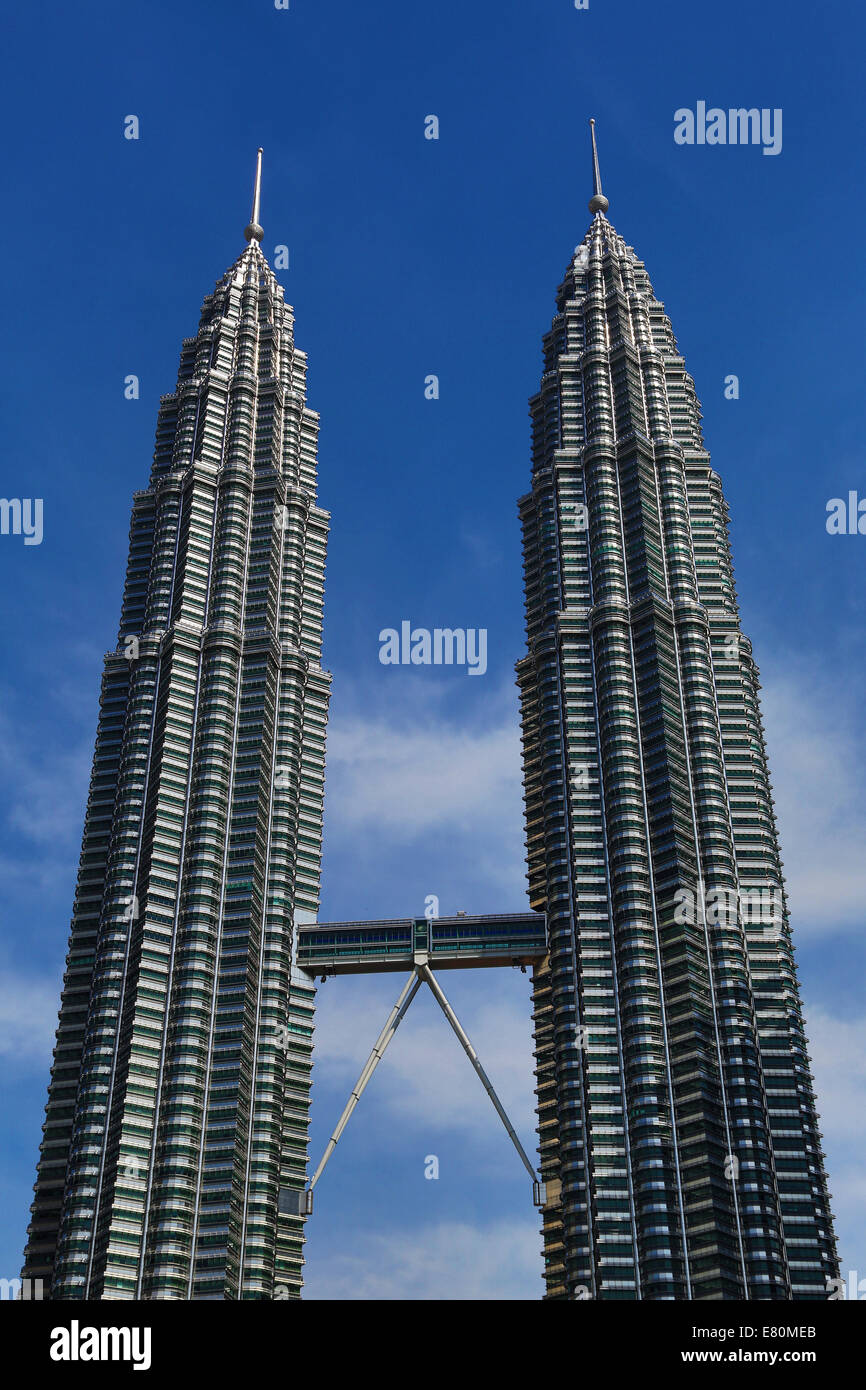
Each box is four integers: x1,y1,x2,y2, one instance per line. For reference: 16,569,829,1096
286,910,550,1217
296,911,547,976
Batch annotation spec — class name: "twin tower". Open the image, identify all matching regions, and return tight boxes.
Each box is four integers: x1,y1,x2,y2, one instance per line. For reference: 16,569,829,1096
24,130,838,1301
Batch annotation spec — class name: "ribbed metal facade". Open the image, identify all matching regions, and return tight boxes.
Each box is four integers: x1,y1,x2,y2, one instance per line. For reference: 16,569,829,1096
23,235,328,1299
519,211,838,1300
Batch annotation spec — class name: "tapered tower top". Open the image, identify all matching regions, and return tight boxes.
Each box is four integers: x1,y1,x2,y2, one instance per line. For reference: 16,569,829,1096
244,147,264,242
588,118,609,215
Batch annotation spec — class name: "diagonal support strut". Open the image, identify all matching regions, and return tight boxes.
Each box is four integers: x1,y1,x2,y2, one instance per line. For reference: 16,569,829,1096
416,962,540,1191
306,970,422,1209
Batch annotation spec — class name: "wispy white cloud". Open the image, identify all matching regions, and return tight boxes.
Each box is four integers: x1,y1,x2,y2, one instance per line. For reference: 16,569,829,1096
325,696,522,842
0,973,60,1065
305,1218,540,1300
4,750,91,848
0,693,91,1076
0,701,92,899
803,1003,866,1283
754,663,866,937
321,680,528,911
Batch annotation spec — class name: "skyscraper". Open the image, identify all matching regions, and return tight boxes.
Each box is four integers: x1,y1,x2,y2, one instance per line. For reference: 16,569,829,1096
517,122,838,1299
23,153,328,1299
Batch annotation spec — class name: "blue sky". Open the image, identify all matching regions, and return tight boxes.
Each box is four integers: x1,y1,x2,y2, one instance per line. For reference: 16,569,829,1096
1,0,865,1298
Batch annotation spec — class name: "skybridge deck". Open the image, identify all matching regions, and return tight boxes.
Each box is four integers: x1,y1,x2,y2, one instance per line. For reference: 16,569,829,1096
297,912,547,976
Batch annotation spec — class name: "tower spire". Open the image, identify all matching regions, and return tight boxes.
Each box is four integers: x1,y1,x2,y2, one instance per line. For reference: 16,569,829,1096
245,147,264,243
588,118,609,215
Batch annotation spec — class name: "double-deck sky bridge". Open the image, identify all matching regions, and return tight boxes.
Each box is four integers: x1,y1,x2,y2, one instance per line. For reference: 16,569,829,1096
286,912,549,1217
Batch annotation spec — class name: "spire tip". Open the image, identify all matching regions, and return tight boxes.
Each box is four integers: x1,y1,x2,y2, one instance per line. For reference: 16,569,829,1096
588,118,609,215
245,148,264,243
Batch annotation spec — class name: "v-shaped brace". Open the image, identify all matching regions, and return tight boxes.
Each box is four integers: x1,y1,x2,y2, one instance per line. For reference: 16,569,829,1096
305,961,544,1211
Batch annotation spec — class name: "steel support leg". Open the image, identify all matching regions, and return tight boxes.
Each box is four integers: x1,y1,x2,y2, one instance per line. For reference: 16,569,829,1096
418,962,540,1189
306,971,422,1207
